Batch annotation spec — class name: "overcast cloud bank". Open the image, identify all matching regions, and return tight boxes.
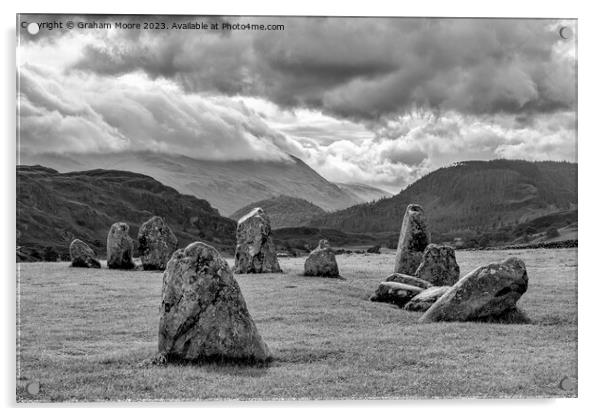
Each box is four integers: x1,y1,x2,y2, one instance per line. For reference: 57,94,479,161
18,16,577,192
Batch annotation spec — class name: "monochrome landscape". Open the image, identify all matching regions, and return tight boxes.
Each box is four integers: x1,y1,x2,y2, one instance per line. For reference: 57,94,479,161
16,15,577,401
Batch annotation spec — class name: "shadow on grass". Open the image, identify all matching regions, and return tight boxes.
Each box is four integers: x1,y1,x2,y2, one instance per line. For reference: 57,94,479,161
274,347,346,365
293,273,347,281
470,307,532,324
137,353,273,377
137,346,348,376
194,360,271,377
537,314,576,326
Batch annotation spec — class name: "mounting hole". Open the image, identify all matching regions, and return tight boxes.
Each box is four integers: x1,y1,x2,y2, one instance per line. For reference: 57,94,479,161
26,381,40,395
27,22,40,35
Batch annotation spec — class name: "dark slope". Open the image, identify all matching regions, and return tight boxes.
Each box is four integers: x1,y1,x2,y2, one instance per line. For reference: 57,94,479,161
309,160,577,235
19,151,360,215
17,165,236,261
230,195,327,229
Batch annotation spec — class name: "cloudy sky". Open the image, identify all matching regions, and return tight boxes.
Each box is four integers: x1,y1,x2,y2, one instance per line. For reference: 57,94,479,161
17,15,577,192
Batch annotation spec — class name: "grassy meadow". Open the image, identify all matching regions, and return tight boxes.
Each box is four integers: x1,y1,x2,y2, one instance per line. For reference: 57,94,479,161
16,248,577,402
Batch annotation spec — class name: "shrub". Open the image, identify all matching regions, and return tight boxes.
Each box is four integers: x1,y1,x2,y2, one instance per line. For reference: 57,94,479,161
42,246,59,262
366,245,381,254
546,227,560,238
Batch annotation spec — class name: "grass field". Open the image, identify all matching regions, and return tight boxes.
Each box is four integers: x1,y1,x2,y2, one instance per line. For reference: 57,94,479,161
16,248,577,402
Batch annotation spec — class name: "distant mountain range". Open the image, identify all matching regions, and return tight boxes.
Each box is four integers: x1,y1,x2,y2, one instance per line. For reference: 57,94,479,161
17,165,236,261
19,151,390,216
309,160,577,236
16,158,578,261
230,195,326,229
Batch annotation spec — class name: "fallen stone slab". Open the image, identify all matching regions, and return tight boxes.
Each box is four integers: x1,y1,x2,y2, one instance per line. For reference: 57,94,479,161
419,257,528,323
370,282,424,308
404,286,451,312
384,273,433,289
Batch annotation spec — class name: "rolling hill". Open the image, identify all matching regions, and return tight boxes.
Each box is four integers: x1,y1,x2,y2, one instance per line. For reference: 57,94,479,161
17,165,236,261
230,195,327,229
272,227,378,253
19,151,362,216
309,160,577,236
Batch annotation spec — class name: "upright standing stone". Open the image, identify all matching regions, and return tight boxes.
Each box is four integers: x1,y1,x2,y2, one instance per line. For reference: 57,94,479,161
138,216,178,271
69,239,101,268
234,208,282,274
159,241,271,362
107,222,135,270
415,244,460,286
393,204,431,275
304,239,340,277
419,257,528,323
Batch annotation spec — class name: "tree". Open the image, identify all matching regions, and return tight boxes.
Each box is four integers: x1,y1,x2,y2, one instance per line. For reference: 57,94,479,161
42,246,59,262
546,227,560,239
477,234,490,249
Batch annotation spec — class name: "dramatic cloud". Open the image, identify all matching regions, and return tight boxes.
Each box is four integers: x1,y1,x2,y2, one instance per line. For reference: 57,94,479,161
17,15,577,192
18,64,299,161
282,110,576,192
67,17,576,120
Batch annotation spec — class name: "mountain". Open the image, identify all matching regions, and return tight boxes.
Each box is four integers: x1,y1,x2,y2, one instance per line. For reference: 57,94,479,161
230,195,326,229
309,160,577,236
335,182,393,203
17,165,236,261
19,151,360,216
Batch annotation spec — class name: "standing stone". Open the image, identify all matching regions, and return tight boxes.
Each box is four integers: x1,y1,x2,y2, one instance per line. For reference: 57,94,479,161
385,273,433,289
69,239,101,268
159,241,271,363
404,286,451,312
393,204,430,275
304,239,340,277
369,282,424,308
138,216,178,271
415,244,460,286
234,208,282,274
419,257,528,323
107,222,135,270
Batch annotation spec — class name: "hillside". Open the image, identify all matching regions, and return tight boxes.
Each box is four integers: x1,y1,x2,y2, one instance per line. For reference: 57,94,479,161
335,182,392,203
309,160,577,237
19,151,360,216
17,165,236,261
230,195,326,228
272,227,378,253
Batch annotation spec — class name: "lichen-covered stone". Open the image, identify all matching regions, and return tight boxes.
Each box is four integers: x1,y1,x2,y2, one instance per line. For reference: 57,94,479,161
159,242,271,363
69,239,100,268
393,204,431,275
107,222,135,270
404,286,451,312
304,239,340,277
415,244,460,286
369,282,424,308
419,257,528,323
234,208,281,274
384,273,433,289
138,216,178,271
